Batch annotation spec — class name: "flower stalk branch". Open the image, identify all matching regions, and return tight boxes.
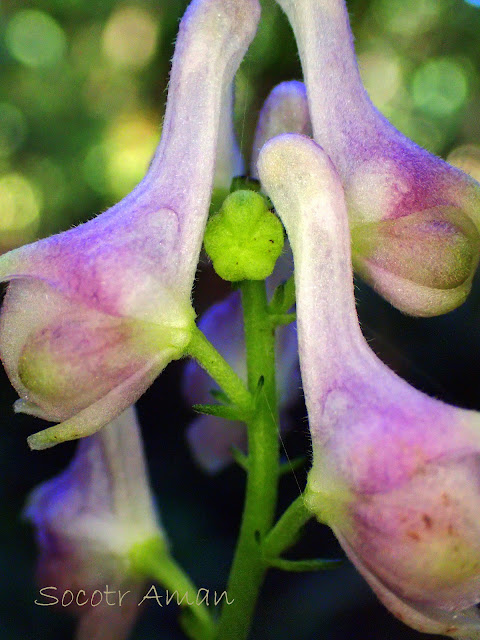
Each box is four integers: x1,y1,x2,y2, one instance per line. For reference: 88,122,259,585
262,494,312,560
131,539,216,640
186,326,253,414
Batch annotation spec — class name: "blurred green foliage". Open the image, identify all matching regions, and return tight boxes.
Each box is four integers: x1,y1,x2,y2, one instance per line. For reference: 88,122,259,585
2,0,480,249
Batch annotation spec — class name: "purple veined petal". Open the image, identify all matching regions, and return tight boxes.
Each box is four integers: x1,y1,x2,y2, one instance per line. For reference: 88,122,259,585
273,0,382,176
273,0,478,208
274,0,480,316
0,207,184,322
183,290,299,473
0,0,261,447
145,0,261,289
1,280,168,423
338,454,480,611
25,406,163,638
258,134,480,638
258,134,480,484
251,80,312,179
258,134,364,421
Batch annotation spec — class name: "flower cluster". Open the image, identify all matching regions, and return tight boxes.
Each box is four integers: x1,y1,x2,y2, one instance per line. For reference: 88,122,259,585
2,0,480,639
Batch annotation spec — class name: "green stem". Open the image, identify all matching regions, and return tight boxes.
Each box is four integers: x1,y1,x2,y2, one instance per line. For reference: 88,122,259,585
186,326,252,412
215,280,280,640
279,275,296,313
267,557,342,572
262,494,312,559
132,539,215,640
269,312,296,327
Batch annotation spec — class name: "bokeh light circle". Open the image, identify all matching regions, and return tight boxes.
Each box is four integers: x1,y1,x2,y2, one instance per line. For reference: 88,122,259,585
0,174,41,233
411,58,469,117
102,7,159,69
5,10,66,68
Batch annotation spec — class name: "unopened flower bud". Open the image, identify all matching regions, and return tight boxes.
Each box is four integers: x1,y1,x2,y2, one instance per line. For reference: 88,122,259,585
251,80,312,179
204,190,284,281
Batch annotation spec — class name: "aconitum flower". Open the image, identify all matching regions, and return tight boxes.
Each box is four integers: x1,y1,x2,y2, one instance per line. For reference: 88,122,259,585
25,406,163,640
250,80,312,179
0,0,260,449
258,133,480,639
274,0,480,316
183,290,299,473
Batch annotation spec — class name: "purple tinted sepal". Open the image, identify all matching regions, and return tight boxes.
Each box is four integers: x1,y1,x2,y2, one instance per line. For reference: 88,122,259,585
24,406,164,640
251,80,312,179
183,290,299,473
258,134,480,639
0,0,261,449
275,0,480,316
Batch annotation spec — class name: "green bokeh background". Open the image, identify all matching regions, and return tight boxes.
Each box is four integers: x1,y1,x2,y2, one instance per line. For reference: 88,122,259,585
2,0,480,638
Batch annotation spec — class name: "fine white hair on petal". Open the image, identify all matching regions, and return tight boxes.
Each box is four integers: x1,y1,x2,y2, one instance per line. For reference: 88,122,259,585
0,0,261,448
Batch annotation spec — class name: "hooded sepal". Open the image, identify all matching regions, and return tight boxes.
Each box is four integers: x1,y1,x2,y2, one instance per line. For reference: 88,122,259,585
0,0,261,447
275,0,480,316
25,406,165,640
258,133,480,640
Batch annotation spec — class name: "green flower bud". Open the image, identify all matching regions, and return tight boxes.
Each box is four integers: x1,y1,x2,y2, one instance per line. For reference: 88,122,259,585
204,190,284,281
